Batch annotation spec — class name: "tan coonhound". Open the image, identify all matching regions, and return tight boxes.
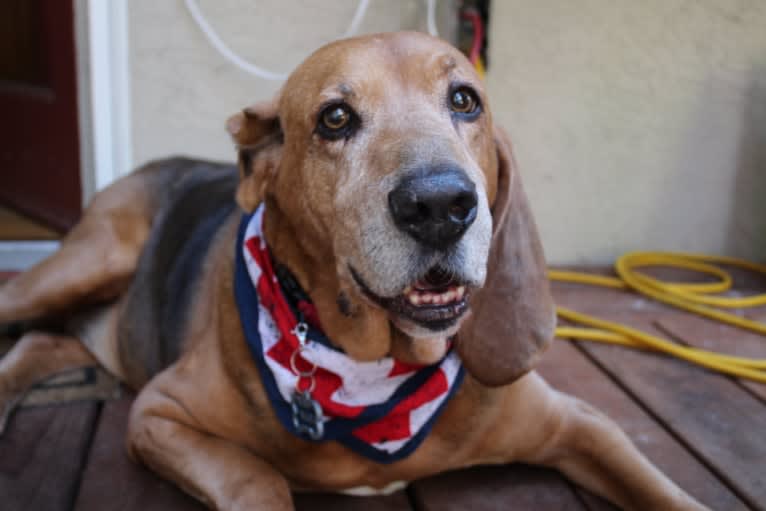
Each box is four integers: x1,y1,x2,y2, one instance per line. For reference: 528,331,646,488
0,32,706,510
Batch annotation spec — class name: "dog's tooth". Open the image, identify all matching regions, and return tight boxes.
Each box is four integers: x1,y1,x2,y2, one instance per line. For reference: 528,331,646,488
432,293,442,305
422,293,433,304
444,290,455,303
456,286,465,299
410,293,421,306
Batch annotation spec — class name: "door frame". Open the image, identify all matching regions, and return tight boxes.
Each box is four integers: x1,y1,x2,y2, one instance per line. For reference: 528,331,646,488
0,0,131,270
77,0,132,202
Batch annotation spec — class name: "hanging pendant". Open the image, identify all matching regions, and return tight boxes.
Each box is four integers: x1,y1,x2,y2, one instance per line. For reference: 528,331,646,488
289,321,323,440
291,389,324,440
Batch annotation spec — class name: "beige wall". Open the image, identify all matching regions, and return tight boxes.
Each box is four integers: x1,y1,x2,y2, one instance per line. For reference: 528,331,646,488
129,1,446,164
129,1,766,264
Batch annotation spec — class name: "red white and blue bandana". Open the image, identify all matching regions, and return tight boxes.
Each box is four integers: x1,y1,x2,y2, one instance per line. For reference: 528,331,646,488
234,204,464,463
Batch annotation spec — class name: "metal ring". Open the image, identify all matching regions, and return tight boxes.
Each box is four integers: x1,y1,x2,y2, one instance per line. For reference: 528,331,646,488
297,376,317,394
289,347,318,378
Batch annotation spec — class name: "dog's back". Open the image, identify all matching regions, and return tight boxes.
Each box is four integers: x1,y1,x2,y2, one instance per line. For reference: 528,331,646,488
115,158,239,385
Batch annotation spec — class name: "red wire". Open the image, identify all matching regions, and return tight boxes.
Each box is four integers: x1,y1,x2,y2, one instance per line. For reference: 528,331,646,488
460,8,484,65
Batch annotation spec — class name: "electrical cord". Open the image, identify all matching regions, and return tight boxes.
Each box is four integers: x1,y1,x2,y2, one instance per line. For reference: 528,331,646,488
459,7,485,78
426,0,439,37
185,0,443,81
550,252,766,383
184,0,371,81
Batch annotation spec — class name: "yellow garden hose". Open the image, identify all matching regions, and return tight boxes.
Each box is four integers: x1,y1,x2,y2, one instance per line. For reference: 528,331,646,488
549,252,766,383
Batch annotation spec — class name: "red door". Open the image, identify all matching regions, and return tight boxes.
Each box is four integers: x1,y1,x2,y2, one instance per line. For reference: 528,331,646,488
0,0,81,231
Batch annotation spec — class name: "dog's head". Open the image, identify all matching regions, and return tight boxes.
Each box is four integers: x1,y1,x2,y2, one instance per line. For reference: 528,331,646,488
227,32,555,386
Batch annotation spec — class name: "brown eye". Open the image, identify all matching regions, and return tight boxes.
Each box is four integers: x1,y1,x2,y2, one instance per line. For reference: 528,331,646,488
449,87,480,117
316,103,359,140
322,106,351,130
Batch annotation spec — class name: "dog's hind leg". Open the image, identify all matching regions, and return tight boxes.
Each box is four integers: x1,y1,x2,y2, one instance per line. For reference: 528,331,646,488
0,174,154,325
0,331,97,435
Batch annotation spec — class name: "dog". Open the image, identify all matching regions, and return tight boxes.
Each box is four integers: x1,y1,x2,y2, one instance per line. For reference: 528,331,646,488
0,32,706,510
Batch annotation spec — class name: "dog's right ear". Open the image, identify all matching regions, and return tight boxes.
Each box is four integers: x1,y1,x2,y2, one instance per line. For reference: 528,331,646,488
226,96,282,212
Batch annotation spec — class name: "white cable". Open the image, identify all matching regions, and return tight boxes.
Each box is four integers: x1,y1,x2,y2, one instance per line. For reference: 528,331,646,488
426,0,439,37
343,0,370,39
184,0,371,81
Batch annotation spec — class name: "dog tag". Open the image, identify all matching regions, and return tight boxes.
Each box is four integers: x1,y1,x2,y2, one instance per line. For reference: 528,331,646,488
291,390,324,440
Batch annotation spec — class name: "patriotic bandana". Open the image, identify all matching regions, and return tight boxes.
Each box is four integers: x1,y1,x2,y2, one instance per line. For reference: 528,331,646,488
234,204,465,463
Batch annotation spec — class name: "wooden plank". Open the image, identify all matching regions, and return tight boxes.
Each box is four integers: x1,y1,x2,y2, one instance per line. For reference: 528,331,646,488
562,306,766,510
74,393,206,511
410,464,588,511
656,314,766,401
539,339,748,510
294,491,412,511
0,401,98,511
552,282,668,316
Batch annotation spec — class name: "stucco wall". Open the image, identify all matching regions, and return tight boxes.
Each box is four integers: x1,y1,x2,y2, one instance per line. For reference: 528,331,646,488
128,1,766,264
487,1,766,264
129,1,444,164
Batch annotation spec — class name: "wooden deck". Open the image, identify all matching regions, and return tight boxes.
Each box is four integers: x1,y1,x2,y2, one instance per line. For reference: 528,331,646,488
1,271,765,510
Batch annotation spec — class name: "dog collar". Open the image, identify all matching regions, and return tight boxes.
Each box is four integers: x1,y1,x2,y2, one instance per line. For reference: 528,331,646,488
234,204,465,463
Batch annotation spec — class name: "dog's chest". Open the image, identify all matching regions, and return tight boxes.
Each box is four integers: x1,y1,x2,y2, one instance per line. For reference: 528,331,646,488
246,377,501,491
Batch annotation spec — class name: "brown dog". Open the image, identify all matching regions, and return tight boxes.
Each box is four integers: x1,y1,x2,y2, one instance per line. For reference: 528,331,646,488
0,32,706,510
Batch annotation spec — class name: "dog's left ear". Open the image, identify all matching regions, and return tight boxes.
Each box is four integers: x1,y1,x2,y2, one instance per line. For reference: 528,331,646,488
226,96,282,212
456,126,556,387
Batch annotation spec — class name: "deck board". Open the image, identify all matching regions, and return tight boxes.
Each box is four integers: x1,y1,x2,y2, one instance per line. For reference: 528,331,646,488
410,464,588,511
539,338,749,510
656,315,766,401
575,332,766,510
0,402,98,511
294,491,412,510
73,395,205,511
552,281,766,510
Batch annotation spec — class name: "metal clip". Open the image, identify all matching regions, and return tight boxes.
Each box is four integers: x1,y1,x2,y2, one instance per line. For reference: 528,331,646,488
291,322,309,346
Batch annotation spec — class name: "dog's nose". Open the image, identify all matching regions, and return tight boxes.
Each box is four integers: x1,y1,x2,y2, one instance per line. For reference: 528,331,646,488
388,166,478,250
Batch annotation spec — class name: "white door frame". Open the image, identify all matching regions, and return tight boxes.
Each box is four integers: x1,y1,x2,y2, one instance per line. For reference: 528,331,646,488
0,1,132,270
0,0,133,271
78,0,133,201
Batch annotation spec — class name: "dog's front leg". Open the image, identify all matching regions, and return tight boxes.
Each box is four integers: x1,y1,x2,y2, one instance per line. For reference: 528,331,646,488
128,390,293,511
514,379,708,510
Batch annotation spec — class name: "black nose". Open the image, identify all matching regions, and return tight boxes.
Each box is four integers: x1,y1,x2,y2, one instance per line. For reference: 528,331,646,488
388,166,478,250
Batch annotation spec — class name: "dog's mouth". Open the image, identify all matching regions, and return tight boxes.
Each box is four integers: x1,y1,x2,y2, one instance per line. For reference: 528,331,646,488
350,265,471,332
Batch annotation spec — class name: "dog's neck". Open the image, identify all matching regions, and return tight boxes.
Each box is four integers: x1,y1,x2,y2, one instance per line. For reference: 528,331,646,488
260,198,394,361
260,201,451,365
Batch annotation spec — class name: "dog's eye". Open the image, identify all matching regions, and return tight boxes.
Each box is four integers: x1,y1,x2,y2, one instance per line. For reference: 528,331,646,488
323,106,350,130
449,87,481,119
316,103,358,140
